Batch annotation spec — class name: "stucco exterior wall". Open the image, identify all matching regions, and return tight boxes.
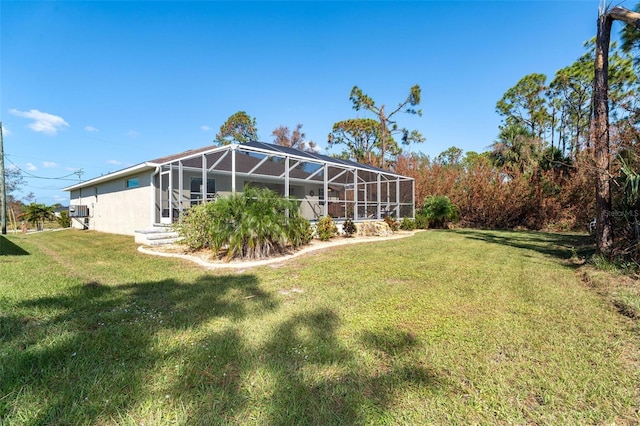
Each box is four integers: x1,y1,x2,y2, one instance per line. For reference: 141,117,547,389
69,172,153,235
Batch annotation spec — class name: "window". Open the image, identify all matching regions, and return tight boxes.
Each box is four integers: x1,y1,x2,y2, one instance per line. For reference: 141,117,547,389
126,177,139,188
190,177,216,201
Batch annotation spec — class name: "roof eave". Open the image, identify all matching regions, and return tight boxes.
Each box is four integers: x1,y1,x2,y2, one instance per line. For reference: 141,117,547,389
62,162,158,192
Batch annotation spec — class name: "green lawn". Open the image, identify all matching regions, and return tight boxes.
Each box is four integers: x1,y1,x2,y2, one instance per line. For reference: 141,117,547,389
1,229,638,425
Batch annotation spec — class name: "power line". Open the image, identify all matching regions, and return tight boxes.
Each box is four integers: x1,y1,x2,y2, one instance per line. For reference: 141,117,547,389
24,184,67,191
4,156,81,181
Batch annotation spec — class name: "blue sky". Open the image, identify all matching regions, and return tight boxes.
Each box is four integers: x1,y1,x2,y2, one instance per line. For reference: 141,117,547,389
0,0,632,205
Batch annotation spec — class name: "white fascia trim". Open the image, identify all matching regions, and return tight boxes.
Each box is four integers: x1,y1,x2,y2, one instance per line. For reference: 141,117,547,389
62,162,158,192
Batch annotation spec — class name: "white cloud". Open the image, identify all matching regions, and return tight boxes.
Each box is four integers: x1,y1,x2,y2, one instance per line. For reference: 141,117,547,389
85,125,99,132
42,161,59,168
127,130,139,138
25,162,37,171
9,108,69,135
52,194,67,203
106,159,122,165
1,125,11,136
201,125,211,131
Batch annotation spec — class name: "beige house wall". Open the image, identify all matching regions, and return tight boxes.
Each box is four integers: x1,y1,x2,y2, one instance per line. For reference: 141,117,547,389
69,172,153,236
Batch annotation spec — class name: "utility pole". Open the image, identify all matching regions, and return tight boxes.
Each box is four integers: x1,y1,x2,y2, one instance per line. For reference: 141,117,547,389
1,121,7,235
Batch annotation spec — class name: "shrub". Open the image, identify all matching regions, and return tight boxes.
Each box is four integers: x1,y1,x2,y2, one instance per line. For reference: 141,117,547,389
316,215,338,241
414,214,429,229
176,187,312,260
175,202,212,251
394,151,594,231
420,195,458,228
400,217,416,231
57,210,71,228
384,215,399,232
287,213,314,247
342,218,356,237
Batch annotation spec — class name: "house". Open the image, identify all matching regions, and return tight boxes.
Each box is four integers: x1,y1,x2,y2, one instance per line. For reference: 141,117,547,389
53,205,68,218
63,141,415,236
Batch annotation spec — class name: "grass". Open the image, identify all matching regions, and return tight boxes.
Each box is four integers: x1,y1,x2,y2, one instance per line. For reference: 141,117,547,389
1,229,639,425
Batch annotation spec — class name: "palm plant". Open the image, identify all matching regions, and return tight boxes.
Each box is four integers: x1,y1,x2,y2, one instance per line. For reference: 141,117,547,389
490,122,541,174
20,203,55,231
177,187,311,260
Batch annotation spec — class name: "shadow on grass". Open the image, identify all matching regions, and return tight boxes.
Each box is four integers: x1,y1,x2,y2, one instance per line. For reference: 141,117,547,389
0,235,29,256
453,229,595,266
1,273,274,424
185,310,441,424
2,273,441,424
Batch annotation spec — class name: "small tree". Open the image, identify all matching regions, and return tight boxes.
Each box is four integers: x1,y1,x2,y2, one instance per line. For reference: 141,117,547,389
350,85,425,169
420,196,458,229
330,85,424,169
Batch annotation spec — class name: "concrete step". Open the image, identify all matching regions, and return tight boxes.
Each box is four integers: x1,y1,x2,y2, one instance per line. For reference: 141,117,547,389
134,227,182,245
134,226,173,234
145,237,183,246
145,231,180,240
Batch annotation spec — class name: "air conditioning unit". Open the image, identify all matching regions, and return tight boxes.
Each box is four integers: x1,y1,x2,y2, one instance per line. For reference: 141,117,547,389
69,205,89,217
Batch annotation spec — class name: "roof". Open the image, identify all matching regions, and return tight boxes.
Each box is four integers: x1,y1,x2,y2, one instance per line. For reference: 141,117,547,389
62,162,157,192
148,144,219,164
63,141,411,192
242,141,389,174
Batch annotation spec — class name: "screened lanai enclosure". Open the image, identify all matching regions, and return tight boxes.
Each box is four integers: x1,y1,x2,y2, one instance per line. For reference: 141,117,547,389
155,141,414,224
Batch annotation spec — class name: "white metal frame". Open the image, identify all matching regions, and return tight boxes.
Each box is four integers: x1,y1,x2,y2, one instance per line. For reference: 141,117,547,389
153,142,414,224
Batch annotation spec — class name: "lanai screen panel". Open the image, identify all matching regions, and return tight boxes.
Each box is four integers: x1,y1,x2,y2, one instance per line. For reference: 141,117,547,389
353,170,374,219
154,142,414,224
291,160,324,183
326,165,355,220
243,151,286,179
398,178,414,217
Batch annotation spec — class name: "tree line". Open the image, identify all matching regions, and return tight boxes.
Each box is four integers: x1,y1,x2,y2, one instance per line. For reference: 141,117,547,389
212,3,640,262
397,3,640,263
